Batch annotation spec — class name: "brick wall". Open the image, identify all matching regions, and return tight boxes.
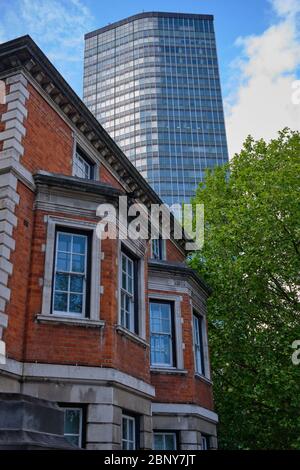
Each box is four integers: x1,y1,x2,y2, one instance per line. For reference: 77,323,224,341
22,84,73,175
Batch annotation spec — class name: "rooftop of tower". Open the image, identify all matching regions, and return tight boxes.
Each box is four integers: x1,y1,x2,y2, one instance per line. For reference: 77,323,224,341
85,11,214,39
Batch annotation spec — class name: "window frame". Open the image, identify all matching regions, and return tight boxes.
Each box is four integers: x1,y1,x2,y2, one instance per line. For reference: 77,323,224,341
151,238,165,260
51,226,92,318
193,311,205,376
153,431,178,450
200,434,210,450
122,413,139,450
60,404,86,448
40,217,102,324
73,146,95,180
119,245,139,334
150,299,176,368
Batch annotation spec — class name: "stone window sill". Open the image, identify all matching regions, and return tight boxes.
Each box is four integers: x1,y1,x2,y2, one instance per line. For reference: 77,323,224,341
150,367,188,376
115,325,149,349
36,314,105,328
194,372,212,385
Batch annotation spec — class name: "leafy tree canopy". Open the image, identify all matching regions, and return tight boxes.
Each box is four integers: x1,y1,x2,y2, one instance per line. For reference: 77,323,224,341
190,129,300,449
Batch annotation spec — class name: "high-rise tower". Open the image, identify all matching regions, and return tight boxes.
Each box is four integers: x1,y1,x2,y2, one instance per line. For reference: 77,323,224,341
84,12,228,206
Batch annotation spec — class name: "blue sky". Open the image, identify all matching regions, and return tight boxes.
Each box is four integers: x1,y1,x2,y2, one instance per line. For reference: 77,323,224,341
1,0,300,155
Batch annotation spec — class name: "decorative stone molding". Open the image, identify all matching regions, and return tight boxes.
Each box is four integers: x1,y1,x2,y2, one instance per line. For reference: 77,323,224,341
0,72,30,363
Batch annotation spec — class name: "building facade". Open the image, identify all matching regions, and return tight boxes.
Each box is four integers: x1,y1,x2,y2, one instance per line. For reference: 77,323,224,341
0,36,218,450
84,12,228,207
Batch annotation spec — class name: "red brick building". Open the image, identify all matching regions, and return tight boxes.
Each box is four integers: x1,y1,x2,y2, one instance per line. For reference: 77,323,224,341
0,36,218,450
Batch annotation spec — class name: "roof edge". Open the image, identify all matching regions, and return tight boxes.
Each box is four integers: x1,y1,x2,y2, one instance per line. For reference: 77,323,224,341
85,11,214,39
148,260,212,296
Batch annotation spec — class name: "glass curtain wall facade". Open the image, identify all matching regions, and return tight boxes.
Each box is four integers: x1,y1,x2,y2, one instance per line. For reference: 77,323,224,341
84,12,228,206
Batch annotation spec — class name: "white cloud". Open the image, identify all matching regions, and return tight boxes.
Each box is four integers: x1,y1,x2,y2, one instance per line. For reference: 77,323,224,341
0,0,94,94
225,0,300,157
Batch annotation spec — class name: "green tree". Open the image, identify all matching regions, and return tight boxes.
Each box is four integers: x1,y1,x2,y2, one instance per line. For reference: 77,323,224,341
190,129,300,449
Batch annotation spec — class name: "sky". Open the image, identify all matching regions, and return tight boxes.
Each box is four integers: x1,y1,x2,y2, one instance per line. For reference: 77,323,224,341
1,0,300,157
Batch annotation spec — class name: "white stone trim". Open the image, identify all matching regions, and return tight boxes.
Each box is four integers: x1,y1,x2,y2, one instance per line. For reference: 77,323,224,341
148,292,184,370
41,216,101,322
152,403,218,424
0,358,156,398
0,72,30,358
36,314,105,328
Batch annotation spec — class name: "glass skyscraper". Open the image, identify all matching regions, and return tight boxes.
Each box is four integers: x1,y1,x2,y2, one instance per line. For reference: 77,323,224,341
84,12,228,206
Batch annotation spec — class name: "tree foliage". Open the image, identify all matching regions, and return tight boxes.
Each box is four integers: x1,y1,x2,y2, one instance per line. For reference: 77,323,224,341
190,129,300,449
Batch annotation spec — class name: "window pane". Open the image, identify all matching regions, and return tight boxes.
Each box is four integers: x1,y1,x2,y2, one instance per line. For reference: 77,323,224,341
57,252,71,271
73,236,86,254
122,417,127,441
127,258,133,277
74,151,92,180
165,434,176,450
122,416,136,450
55,273,68,291
128,275,133,294
72,254,85,273
161,335,171,364
58,233,72,252
122,253,127,271
54,292,68,312
154,433,176,450
122,271,127,289
193,314,204,374
128,419,133,441
70,275,84,293
154,434,164,450
161,310,171,333
65,434,79,447
53,231,88,317
120,251,136,332
69,294,83,313
65,409,80,434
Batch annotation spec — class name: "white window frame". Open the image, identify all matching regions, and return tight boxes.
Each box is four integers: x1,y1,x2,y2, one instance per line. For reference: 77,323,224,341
120,251,135,331
150,300,174,368
52,231,88,317
200,435,209,450
151,238,166,260
118,240,146,339
193,313,205,375
122,414,136,450
40,217,101,322
62,407,83,448
192,307,210,380
73,150,93,180
153,432,177,450
148,294,184,371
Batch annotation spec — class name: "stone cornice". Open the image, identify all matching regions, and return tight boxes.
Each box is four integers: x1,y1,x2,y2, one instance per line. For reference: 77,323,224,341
148,259,212,297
